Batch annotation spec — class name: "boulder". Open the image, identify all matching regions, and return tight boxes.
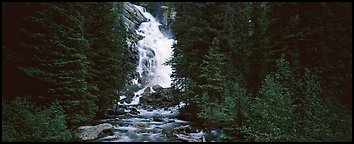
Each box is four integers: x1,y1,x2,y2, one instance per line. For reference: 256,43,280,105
135,123,146,128
144,87,151,93
152,84,163,92
75,123,114,141
138,76,149,85
139,88,179,108
174,125,192,133
129,107,140,115
163,130,174,138
126,84,141,92
115,108,127,115
153,116,164,122
174,133,202,142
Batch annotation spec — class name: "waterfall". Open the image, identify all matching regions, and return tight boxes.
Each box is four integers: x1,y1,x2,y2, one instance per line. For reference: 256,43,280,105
132,5,175,88
97,4,199,142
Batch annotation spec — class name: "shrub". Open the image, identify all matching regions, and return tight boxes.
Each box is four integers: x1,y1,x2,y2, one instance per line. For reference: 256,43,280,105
2,97,73,142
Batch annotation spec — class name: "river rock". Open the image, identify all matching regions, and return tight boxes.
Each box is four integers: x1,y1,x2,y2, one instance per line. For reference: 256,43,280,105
135,123,146,128
139,88,180,108
163,130,174,138
174,133,202,142
115,108,127,115
129,107,140,115
75,123,114,141
153,116,164,122
174,125,192,133
126,84,141,92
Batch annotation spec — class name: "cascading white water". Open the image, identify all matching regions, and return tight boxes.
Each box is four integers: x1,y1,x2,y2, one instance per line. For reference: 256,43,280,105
98,4,205,142
133,5,174,88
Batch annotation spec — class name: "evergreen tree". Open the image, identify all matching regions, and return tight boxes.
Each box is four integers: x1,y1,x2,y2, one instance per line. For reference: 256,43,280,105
192,37,226,138
18,3,97,126
82,2,132,113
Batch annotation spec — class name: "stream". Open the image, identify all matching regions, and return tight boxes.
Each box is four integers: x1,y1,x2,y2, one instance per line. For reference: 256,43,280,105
94,4,210,142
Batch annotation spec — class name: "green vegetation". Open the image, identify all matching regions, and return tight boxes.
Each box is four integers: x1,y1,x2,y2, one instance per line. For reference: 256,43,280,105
2,97,74,142
169,2,352,142
2,2,352,142
3,2,133,141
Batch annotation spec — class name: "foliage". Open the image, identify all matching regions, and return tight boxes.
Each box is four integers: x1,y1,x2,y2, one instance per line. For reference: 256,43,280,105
169,2,351,142
192,37,226,128
2,97,73,142
2,2,133,128
247,58,297,141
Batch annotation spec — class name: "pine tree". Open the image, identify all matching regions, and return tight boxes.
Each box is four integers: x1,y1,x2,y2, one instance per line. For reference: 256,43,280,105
82,2,132,112
18,3,97,126
193,37,226,138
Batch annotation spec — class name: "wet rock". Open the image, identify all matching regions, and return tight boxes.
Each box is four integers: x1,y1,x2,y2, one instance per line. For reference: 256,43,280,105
121,97,133,104
140,89,179,108
118,105,129,110
75,123,114,141
174,133,202,142
129,107,140,115
122,2,147,55
139,128,160,133
115,108,127,115
125,84,141,92
174,125,192,133
163,130,174,138
147,107,154,112
138,76,149,85
126,91,135,98
168,119,175,123
145,48,156,58
152,84,163,92
108,120,124,126
153,116,164,122
135,123,146,128
144,87,151,93
130,107,138,112
122,2,147,32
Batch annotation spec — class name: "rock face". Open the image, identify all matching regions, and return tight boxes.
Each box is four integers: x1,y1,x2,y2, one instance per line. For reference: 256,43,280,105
122,2,147,32
122,2,148,68
75,123,114,141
